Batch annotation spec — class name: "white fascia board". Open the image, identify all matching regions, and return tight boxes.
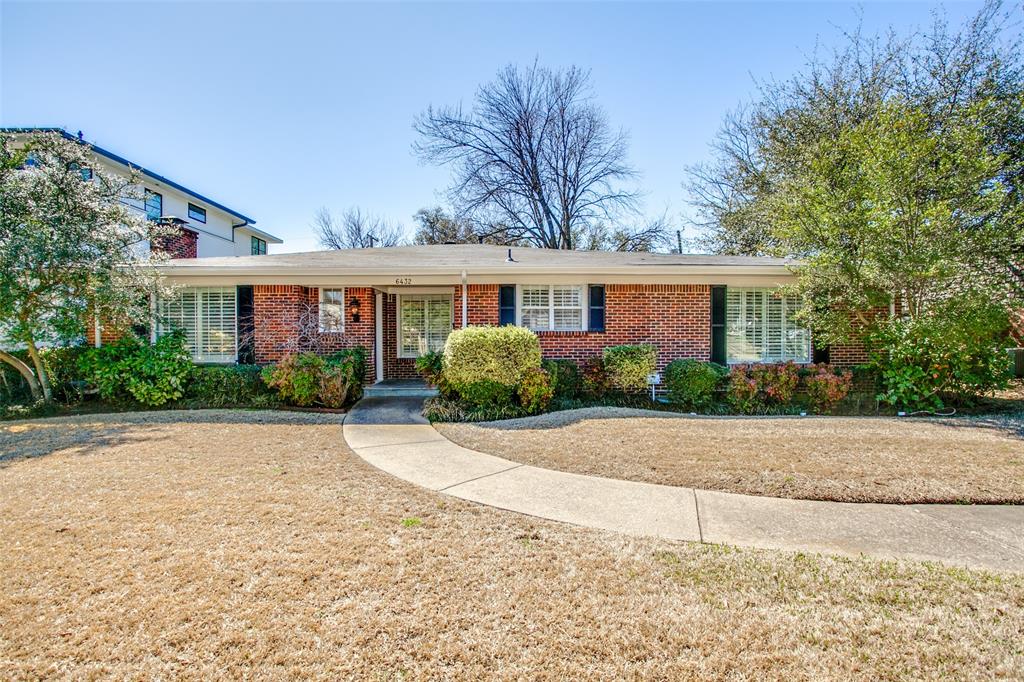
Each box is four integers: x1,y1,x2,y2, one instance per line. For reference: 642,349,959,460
154,264,797,288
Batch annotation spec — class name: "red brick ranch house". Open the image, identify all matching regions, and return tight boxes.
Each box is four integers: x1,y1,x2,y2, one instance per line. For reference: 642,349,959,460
143,244,861,383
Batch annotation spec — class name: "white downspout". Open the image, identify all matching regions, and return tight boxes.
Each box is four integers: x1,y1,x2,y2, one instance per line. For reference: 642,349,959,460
94,316,102,348
461,270,468,329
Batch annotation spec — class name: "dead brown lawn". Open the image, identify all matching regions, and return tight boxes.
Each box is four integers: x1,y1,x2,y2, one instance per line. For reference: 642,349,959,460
1,411,1022,679
438,408,1024,504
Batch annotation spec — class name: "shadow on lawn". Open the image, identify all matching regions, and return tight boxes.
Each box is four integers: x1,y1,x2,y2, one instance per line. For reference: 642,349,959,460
0,409,339,467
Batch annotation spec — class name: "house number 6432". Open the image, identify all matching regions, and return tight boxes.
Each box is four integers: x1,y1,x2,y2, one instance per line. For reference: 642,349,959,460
394,277,412,285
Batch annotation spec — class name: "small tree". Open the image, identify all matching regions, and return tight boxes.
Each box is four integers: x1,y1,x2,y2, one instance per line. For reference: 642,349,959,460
0,131,170,402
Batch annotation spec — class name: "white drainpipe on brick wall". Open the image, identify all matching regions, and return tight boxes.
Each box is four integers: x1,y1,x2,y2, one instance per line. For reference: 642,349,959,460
461,270,468,329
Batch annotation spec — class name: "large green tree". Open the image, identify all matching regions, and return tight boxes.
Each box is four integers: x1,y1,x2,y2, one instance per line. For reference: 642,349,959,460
0,131,170,402
686,1,1023,341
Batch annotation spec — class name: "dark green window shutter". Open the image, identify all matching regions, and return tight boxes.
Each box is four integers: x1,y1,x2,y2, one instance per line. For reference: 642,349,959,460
588,285,605,332
812,343,830,364
237,285,255,365
710,285,726,365
498,285,516,325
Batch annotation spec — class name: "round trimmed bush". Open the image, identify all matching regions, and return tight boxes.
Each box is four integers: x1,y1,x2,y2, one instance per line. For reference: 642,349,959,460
602,344,657,393
442,325,542,391
664,359,727,409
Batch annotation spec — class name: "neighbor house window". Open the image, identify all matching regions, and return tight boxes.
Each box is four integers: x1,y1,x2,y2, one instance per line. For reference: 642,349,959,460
144,189,162,221
519,285,584,331
725,288,810,363
251,236,267,255
188,203,207,223
319,287,344,332
67,162,92,181
157,287,237,363
399,295,452,358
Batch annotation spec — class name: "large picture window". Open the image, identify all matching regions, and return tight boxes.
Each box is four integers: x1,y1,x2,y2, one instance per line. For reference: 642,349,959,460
157,287,237,363
725,288,810,363
399,295,451,358
519,285,584,331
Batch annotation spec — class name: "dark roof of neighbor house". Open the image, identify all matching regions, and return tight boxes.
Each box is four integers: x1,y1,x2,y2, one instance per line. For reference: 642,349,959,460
160,243,796,274
2,127,261,227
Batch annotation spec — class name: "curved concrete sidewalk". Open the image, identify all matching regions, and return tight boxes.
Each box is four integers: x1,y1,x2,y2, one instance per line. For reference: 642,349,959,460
343,398,1024,573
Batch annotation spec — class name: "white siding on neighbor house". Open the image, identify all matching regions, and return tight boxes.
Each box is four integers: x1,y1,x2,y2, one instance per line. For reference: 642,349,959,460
90,155,263,258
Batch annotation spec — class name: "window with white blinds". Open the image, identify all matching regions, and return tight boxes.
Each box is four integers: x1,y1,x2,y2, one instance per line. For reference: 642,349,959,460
398,295,452,358
319,287,344,332
157,287,237,363
725,288,810,363
519,285,584,331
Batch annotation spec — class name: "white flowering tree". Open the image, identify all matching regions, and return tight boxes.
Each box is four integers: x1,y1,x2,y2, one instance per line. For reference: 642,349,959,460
0,131,172,402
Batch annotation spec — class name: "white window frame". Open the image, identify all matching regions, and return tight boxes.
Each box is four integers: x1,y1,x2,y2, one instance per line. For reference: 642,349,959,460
156,286,237,364
516,284,588,332
397,294,453,359
725,287,811,364
319,287,345,333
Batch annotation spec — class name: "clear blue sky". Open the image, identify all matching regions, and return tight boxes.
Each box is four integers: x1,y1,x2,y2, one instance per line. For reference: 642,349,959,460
2,1,984,253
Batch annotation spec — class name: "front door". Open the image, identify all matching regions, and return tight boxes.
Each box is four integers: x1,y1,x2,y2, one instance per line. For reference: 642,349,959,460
398,294,453,360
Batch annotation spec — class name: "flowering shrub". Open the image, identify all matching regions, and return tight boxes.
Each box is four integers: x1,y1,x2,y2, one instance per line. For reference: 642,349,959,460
581,356,614,398
518,367,554,414
262,347,366,408
726,365,761,412
803,364,854,413
751,361,800,404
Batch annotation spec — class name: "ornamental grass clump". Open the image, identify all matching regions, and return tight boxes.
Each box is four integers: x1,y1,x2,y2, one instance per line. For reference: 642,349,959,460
602,344,657,393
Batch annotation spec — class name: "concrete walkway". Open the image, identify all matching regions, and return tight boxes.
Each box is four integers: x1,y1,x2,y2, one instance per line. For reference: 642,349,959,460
343,398,1024,573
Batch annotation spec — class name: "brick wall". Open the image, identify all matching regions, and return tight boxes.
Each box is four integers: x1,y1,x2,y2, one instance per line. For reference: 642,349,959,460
530,284,712,372
152,226,198,259
253,285,376,383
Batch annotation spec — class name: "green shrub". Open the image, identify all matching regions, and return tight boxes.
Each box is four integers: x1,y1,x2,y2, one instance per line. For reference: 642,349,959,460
262,353,324,406
581,356,613,398
664,359,728,409
804,364,853,413
455,380,516,408
414,350,444,385
262,347,366,408
414,349,455,398
442,325,541,388
750,362,800,404
868,295,1011,409
542,359,583,400
184,365,277,408
79,333,191,407
602,344,657,393
518,367,554,414
1,346,88,407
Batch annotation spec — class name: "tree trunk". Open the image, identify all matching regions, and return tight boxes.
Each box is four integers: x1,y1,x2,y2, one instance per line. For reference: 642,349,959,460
24,341,53,403
0,350,42,402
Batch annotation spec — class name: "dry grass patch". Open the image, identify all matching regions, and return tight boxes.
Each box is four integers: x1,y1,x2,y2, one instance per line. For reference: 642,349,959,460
1,411,1022,679
437,407,1024,503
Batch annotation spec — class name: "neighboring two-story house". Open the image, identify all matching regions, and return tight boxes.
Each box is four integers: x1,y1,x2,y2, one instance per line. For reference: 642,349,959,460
3,128,282,259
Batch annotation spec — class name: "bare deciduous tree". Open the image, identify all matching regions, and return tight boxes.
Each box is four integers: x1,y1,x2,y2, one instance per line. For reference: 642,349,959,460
414,62,651,250
314,207,405,249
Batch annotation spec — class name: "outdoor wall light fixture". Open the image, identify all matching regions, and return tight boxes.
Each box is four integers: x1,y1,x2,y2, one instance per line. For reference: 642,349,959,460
349,297,362,323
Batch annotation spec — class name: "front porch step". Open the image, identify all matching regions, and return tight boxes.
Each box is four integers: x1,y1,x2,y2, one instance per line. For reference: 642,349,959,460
363,380,439,399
